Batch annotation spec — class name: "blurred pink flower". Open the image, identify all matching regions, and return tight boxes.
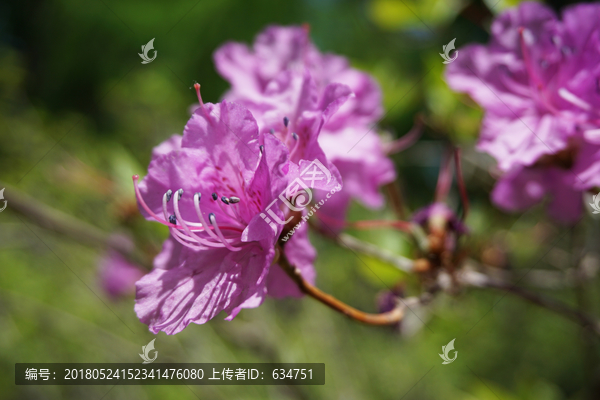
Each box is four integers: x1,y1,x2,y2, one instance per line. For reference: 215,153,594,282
133,94,306,334
446,2,600,222
412,202,468,236
214,25,395,227
99,251,144,298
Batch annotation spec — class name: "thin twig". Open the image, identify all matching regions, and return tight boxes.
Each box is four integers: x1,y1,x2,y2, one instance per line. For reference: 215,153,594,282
1,182,150,268
277,246,406,325
384,114,423,155
337,233,415,272
314,212,413,233
434,148,453,203
458,269,600,335
309,220,415,273
384,181,407,220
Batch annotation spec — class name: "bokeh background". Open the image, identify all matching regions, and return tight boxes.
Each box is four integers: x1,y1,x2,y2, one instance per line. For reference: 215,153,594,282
1,0,599,398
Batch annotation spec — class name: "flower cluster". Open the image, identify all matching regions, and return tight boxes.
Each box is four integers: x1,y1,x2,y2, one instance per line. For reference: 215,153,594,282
446,2,600,223
133,26,393,334
214,25,395,228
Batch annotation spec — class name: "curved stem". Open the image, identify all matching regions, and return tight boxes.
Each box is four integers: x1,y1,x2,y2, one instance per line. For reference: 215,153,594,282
384,115,423,155
1,181,151,269
276,246,405,325
315,212,413,233
308,220,415,272
385,181,406,220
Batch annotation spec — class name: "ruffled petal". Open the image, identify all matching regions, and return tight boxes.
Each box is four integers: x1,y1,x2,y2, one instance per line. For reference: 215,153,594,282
135,243,273,335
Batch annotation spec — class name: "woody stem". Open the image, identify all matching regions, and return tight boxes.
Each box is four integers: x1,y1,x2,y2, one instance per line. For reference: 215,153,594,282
0,181,151,269
276,245,405,325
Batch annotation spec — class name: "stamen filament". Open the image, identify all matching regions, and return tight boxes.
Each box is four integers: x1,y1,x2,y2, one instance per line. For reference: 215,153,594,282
173,191,227,248
133,175,177,228
216,198,242,224
519,27,544,89
209,213,242,252
162,192,215,250
170,227,209,251
558,88,592,111
194,193,231,244
194,83,206,114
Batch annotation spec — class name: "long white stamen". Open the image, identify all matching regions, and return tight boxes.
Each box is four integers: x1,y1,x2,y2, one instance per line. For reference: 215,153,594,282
160,192,210,250
173,190,227,248
170,227,208,251
289,131,302,160
161,190,205,229
558,88,592,111
229,202,243,221
133,175,245,251
209,213,242,252
133,175,176,227
216,196,242,225
194,193,227,244
226,196,243,221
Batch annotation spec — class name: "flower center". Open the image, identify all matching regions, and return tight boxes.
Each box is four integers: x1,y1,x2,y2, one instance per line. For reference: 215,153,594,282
133,176,245,252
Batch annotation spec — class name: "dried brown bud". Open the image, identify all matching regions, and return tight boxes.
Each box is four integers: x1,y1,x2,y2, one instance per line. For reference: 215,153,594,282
413,258,431,273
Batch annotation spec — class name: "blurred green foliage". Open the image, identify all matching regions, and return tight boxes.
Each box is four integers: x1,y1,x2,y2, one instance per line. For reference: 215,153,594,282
1,0,599,399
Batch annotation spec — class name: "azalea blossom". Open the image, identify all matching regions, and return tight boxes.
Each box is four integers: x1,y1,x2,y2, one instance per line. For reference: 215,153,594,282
98,251,144,298
412,202,468,237
133,87,315,334
214,25,395,227
445,2,600,222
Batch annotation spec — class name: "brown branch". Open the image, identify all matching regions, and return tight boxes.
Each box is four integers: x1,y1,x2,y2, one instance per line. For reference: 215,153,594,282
314,211,412,233
309,220,415,273
1,182,151,269
347,219,413,232
384,114,423,155
276,246,406,325
384,181,407,220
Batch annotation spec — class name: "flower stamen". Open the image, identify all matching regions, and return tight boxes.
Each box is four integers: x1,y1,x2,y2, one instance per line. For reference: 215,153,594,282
519,27,544,90
194,83,206,114
133,175,177,228
172,189,229,248
209,213,242,252
558,88,592,111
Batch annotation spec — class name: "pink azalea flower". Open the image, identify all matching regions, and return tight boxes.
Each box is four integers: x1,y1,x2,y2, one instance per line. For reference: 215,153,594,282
133,88,307,334
412,202,468,236
99,251,145,298
214,25,395,227
445,2,600,222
